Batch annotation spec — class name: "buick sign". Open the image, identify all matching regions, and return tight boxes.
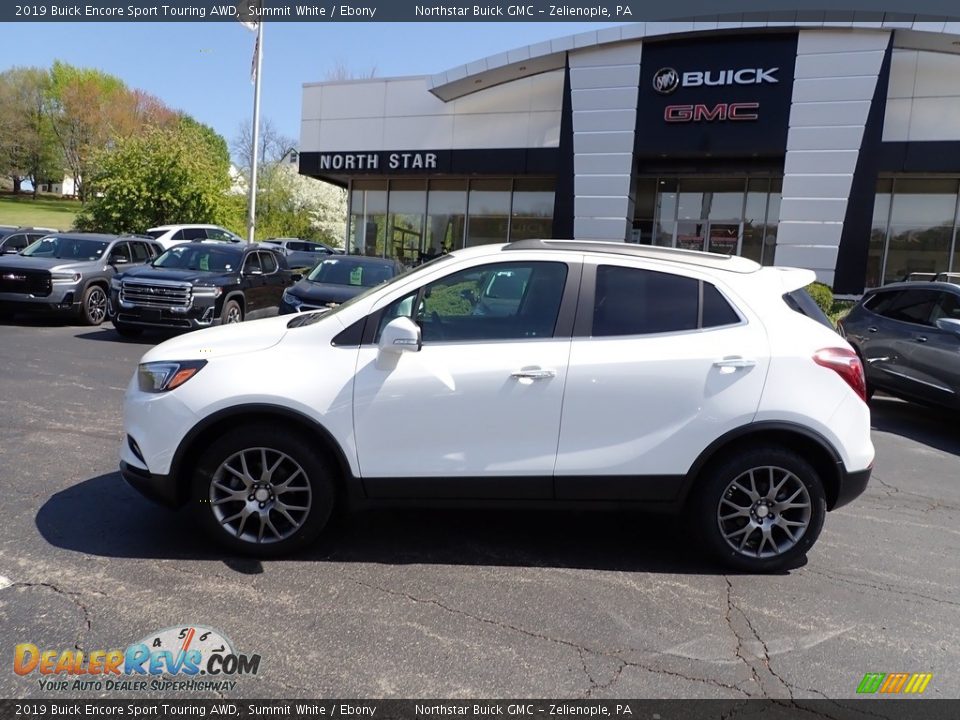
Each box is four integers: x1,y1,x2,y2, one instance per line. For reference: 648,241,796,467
652,68,680,95
653,66,779,94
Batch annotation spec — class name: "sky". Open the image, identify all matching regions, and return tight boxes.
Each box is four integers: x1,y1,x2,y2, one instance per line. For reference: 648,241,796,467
1,22,625,152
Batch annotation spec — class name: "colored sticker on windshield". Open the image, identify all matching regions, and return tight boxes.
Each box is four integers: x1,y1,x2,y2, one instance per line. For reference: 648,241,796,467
200,255,209,271
349,267,363,286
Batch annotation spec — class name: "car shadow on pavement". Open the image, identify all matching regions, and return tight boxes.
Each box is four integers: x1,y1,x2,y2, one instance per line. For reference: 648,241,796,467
870,395,960,456
74,327,174,345
36,472,783,575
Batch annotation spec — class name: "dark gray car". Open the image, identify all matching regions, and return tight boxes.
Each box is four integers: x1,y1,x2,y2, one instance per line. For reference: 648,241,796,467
840,281,960,409
260,238,340,269
0,233,162,325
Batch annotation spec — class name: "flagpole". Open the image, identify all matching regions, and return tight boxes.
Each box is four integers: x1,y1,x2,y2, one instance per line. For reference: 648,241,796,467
246,21,264,244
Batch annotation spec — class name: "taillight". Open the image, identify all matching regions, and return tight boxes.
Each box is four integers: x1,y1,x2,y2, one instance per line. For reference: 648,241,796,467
813,348,867,403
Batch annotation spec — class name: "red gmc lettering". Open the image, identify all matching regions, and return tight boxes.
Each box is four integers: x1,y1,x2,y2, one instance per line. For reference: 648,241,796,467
664,102,759,122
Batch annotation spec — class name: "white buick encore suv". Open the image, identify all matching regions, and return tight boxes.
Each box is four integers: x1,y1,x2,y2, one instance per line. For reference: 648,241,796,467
120,240,873,571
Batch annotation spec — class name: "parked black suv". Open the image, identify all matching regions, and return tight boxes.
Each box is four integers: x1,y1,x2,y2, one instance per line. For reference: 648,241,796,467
109,242,295,336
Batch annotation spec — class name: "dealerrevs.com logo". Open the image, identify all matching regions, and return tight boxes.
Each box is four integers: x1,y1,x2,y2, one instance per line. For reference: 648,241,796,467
14,625,261,693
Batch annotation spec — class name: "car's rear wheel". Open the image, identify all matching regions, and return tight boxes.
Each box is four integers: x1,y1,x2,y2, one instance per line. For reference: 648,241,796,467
696,446,826,572
221,299,243,325
79,285,108,326
191,425,337,557
113,321,143,338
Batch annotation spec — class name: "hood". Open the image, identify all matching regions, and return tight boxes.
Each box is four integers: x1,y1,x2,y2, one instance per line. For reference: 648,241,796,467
140,314,293,363
289,279,365,304
122,265,235,285
0,256,98,272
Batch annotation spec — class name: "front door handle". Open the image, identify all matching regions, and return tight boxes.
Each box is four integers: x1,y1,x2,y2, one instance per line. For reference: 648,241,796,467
511,368,556,380
915,336,928,343
867,327,879,333
713,357,757,373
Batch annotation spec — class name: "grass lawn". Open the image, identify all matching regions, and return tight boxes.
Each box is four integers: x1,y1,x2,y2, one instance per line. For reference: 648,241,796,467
0,194,80,231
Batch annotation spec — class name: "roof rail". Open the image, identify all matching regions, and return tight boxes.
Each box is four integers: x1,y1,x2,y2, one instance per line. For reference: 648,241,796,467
502,239,761,273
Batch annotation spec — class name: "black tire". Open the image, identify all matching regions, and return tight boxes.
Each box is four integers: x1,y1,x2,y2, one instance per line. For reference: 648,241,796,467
694,445,826,573
113,321,143,338
191,424,337,557
220,298,243,325
79,284,108,326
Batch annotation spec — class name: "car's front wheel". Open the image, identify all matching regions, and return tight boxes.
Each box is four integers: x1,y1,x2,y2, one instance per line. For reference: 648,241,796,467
220,299,243,325
696,446,826,572
79,285,108,326
191,425,337,556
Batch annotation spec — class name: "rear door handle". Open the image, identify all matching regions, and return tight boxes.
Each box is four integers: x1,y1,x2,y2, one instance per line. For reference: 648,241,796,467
511,368,556,380
915,336,928,343
867,327,879,333
713,357,757,373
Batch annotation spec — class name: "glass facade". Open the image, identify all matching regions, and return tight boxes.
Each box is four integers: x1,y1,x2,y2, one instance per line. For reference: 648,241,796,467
347,178,555,265
632,177,782,265
868,177,960,287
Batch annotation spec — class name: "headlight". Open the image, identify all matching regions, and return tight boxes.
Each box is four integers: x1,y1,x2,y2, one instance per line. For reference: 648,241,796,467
51,272,81,284
282,289,302,307
192,286,222,298
137,360,207,393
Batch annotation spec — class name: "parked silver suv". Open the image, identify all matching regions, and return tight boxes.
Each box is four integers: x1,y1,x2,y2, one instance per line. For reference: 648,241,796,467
0,233,162,325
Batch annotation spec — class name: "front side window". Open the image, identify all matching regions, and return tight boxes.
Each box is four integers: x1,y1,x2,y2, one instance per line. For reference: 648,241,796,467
931,292,960,323
130,242,149,263
259,251,278,274
308,258,396,288
206,228,237,242
592,265,741,336
378,261,568,343
243,253,263,275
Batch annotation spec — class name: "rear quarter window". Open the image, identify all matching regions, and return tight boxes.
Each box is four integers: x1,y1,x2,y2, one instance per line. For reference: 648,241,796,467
783,289,834,330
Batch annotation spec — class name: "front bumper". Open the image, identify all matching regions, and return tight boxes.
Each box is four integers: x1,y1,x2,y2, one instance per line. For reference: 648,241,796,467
833,465,872,509
120,460,183,508
0,287,80,314
110,290,218,329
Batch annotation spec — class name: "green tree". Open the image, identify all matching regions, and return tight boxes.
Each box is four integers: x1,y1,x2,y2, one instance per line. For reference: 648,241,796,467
0,67,60,195
75,122,232,233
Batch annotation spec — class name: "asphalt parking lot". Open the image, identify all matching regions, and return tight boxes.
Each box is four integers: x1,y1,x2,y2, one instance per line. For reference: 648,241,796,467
0,317,958,700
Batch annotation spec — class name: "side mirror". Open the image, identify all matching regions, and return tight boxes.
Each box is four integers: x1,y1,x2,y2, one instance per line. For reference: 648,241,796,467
935,317,960,335
378,316,421,354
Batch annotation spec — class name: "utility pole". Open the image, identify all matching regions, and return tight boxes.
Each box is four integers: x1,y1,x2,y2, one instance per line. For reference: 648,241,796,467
246,21,264,244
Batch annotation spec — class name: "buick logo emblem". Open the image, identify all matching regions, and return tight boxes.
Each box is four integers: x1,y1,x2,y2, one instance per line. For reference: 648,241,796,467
653,67,680,95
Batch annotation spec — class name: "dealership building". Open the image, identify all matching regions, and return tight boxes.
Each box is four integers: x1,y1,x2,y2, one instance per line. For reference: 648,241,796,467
299,16,960,293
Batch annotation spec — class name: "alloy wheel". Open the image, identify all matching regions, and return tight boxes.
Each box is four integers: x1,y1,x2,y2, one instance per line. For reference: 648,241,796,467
86,288,107,324
717,466,812,559
209,447,313,544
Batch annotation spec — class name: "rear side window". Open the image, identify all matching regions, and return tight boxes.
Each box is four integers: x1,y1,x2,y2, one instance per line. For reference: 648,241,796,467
783,289,833,329
592,266,740,336
130,242,149,262
260,251,278,273
868,289,939,326
184,227,208,241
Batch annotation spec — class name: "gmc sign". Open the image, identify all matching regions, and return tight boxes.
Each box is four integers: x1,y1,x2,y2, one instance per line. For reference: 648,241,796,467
664,102,760,122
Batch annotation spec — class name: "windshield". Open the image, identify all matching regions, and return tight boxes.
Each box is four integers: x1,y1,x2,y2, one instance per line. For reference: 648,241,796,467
153,245,242,272
21,236,109,260
307,257,396,287
305,255,454,323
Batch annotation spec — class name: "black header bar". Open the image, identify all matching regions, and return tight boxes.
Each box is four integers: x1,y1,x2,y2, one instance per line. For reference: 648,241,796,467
3,2,960,22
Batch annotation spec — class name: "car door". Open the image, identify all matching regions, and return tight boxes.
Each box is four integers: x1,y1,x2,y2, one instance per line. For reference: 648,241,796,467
554,258,769,501
859,288,940,397
258,250,287,313
240,251,267,316
898,289,960,406
352,258,579,497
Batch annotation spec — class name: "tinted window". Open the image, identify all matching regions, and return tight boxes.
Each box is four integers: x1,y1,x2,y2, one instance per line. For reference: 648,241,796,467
593,266,698,336
184,227,208,241
931,292,960,323
869,289,939,326
170,230,186,241
130,242,149,263
783,289,833,329
145,230,166,239
243,253,262,274
702,283,741,328
287,241,307,252
206,228,237,242
379,261,567,343
4,234,29,251
110,242,131,263
259,251,278,273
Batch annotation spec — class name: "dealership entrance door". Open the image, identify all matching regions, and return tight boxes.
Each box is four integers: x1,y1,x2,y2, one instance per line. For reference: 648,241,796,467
632,177,782,264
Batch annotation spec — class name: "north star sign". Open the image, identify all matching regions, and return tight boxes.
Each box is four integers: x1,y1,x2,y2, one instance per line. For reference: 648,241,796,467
318,152,439,171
